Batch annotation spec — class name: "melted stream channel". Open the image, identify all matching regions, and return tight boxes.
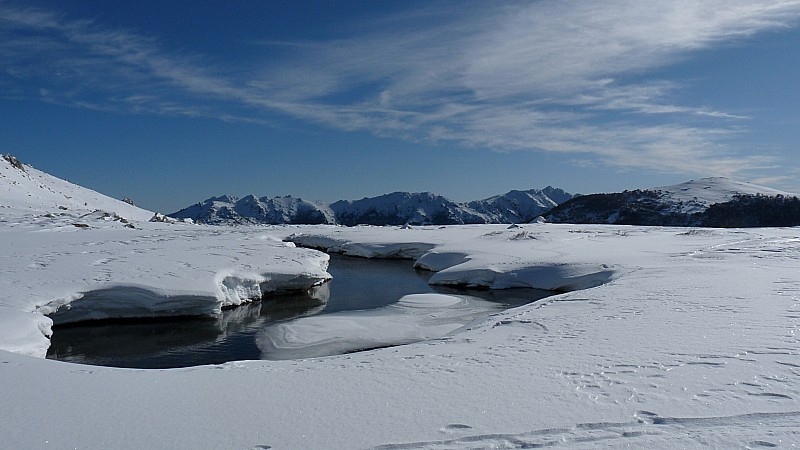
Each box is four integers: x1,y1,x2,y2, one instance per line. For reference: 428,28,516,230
46,254,554,368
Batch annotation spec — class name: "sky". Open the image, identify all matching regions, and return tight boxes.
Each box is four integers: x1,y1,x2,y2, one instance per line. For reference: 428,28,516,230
2,0,800,213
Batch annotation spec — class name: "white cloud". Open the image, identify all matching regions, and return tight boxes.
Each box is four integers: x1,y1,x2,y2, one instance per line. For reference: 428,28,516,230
2,1,800,178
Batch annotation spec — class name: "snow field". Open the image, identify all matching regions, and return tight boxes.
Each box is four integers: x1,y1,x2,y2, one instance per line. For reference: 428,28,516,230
2,223,800,448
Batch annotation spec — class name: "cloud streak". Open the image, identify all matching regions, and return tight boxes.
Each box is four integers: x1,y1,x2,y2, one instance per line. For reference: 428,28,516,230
2,0,800,178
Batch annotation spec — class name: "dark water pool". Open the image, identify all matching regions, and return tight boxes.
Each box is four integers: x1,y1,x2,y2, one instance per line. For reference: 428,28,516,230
46,254,553,368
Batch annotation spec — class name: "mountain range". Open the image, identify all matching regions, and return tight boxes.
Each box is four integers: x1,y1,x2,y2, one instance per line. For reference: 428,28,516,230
3,154,798,228
169,187,575,226
170,177,800,227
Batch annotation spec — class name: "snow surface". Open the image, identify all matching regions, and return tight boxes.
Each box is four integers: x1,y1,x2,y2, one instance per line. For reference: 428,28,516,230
3,157,800,448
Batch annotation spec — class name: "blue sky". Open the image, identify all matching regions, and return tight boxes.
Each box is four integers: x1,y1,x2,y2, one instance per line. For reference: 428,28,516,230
2,0,800,213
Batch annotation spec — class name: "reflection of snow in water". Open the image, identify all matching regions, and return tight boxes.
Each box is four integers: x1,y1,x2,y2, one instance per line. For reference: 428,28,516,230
46,285,330,368
46,253,552,367
257,293,508,360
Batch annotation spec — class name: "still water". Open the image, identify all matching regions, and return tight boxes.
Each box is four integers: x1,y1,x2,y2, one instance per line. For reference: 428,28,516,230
46,254,553,368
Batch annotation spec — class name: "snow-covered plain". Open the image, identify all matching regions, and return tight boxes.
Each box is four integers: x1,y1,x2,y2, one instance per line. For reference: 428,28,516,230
2,156,800,448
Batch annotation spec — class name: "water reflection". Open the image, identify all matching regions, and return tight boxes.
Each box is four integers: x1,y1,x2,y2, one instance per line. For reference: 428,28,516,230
47,285,328,369
46,254,553,368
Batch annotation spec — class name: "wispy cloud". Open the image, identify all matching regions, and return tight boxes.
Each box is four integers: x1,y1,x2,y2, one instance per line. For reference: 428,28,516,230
2,0,800,179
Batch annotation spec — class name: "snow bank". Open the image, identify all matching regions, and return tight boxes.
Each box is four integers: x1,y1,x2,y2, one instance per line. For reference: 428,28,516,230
288,230,436,258
290,225,620,291
428,259,616,291
42,286,223,325
0,222,331,356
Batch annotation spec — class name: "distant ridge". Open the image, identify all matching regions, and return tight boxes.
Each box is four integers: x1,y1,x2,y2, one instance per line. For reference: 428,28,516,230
545,177,800,227
170,187,576,226
171,178,800,227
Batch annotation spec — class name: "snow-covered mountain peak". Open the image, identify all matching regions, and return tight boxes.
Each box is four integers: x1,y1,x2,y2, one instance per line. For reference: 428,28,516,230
208,195,239,204
541,186,576,204
170,193,336,225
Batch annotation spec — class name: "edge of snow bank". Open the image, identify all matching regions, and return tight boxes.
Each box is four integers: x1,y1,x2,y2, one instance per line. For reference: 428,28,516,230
287,233,436,259
427,258,618,291
40,270,333,327
289,232,619,292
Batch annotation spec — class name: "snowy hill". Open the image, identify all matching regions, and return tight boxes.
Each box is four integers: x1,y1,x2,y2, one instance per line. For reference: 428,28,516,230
652,177,792,214
170,194,335,225
173,188,576,226
546,177,799,226
0,154,154,222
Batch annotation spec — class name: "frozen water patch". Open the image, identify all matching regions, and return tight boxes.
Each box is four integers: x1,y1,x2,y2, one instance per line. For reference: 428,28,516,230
257,293,511,360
